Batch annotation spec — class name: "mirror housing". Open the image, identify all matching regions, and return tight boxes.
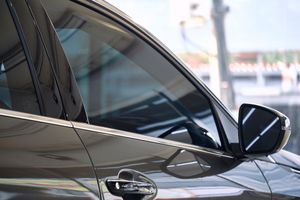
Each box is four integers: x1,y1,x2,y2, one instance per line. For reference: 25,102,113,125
238,103,291,156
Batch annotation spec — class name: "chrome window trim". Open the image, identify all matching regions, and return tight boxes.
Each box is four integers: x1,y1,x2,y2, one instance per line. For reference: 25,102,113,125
0,108,72,127
291,168,300,175
72,121,235,159
0,108,234,158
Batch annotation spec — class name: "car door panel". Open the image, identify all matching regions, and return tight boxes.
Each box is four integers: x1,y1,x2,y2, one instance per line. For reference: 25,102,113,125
73,122,271,199
0,109,99,200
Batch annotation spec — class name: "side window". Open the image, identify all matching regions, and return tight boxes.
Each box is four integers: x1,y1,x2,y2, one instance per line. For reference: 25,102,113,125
43,0,222,149
0,1,40,115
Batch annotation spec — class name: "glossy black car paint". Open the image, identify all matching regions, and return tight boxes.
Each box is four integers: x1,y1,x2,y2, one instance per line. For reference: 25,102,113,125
74,122,271,199
0,110,99,199
0,0,299,200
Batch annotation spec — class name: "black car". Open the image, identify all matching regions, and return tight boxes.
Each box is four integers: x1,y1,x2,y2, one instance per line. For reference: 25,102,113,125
0,0,299,199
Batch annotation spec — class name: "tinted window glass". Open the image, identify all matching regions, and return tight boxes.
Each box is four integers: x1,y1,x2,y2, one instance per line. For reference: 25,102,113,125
0,1,40,115
43,0,222,149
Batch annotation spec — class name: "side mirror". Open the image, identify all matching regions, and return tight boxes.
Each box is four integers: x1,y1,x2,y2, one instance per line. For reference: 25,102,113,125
238,103,291,156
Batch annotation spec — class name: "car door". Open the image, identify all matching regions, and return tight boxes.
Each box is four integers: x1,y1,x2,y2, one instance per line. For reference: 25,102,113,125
41,0,272,199
0,1,100,199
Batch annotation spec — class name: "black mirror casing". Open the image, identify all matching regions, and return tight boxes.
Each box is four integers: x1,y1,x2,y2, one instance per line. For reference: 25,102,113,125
238,104,291,156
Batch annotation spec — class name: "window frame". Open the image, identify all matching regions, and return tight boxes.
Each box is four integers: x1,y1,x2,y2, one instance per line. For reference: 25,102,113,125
24,0,89,123
4,0,44,115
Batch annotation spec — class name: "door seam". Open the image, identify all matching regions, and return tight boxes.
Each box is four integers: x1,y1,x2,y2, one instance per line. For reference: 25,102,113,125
70,121,104,200
254,160,273,200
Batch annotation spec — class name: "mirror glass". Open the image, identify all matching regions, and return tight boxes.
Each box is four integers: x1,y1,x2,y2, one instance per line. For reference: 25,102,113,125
239,104,282,154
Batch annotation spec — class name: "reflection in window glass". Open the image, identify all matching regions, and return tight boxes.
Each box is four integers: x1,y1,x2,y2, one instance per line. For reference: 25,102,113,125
43,0,222,149
0,1,40,115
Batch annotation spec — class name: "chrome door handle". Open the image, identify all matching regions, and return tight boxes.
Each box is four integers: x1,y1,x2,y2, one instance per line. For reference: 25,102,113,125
105,169,157,200
106,179,155,195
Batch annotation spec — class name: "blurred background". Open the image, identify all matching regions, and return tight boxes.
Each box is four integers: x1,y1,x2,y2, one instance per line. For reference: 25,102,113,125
106,0,300,155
